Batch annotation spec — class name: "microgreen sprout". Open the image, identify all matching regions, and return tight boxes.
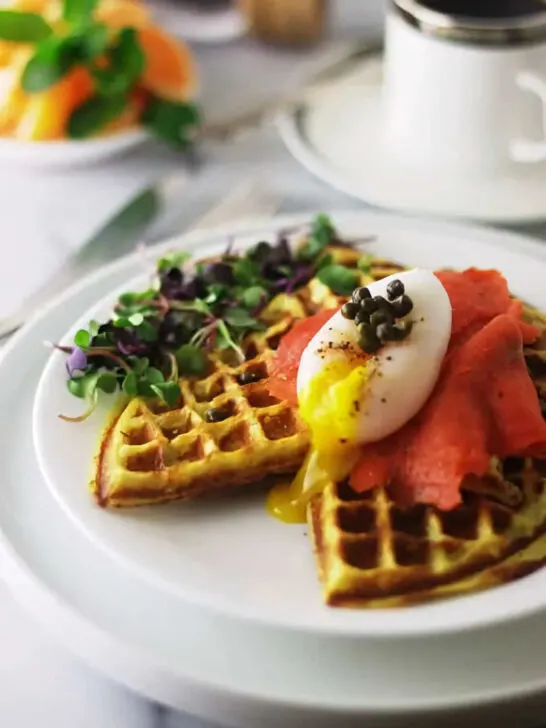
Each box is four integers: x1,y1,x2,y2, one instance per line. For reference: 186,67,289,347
59,214,369,420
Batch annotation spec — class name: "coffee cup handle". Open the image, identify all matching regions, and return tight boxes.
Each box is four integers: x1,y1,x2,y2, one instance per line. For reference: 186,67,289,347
511,71,546,163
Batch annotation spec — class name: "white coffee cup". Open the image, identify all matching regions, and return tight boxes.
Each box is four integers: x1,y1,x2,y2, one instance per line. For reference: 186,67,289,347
382,0,546,173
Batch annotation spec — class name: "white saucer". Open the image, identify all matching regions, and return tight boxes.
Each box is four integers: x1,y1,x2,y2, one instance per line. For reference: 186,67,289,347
2,213,546,726
278,55,546,224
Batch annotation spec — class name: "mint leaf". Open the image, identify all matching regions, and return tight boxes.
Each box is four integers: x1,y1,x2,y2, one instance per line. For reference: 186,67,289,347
68,94,126,139
62,0,99,25
175,344,207,376
92,27,144,96
0,10,52,42
141,98,201,148
317,264,359,297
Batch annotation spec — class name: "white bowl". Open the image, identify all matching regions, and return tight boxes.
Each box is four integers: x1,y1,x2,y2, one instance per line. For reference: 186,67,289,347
0,128,149,168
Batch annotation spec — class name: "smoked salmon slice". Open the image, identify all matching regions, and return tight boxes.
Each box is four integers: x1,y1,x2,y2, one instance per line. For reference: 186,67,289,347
267,308,338,406
351,270,546,510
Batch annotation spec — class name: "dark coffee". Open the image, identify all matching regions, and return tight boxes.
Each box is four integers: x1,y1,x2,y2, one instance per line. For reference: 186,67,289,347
418,0,545,18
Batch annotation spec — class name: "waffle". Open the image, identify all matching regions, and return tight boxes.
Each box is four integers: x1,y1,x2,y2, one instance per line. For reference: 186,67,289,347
308,304,546,607
93,245,402,508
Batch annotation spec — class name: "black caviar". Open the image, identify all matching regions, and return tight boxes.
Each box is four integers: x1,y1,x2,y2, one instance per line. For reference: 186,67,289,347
341,278,414,354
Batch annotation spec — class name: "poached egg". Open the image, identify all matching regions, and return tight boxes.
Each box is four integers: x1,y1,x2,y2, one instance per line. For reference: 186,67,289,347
266,268,453,523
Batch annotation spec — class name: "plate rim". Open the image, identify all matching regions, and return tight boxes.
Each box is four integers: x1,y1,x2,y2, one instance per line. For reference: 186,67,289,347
29,209,546,640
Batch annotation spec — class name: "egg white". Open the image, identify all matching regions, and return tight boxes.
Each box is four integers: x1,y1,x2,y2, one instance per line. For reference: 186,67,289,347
296,269,452,445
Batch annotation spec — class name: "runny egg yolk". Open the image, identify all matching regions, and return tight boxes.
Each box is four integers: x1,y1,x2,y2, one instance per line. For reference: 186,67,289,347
266,359,372,524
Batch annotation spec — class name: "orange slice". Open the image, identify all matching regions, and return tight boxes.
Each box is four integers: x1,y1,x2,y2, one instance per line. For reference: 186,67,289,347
137,25,196,101
15,67,93,141
96,0,150,29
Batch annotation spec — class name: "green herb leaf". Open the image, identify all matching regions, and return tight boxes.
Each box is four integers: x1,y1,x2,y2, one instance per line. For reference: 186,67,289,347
317,264,359,297
317,253,333,270
22,36,78,92
204,284,228,305
175,344,207,376
232,258,261,287
224,307,261,330
0,10,52,42
136,319,158,342
62,0,99,26
216,320,244,362
96,371,118,394
118,289,156,307
150,381,180,408
67,370,100,399
133,357,150,375
141,98,201,148
67,93,127,139
157,251,190,272
242,285,267,309
145,367,164,385
92,27,144,96
122,370,138,396
76,23,109,59
74,328,91,349
357,254,373,274
298,213,336,262
88,320,100,336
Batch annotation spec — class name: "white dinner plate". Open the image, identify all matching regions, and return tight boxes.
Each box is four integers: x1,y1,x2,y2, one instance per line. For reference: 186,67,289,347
32,211,546,639
277,55,546,225
2,213,546,727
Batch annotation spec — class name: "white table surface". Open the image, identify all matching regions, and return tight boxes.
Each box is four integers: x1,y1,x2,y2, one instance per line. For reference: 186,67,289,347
1,1,545,727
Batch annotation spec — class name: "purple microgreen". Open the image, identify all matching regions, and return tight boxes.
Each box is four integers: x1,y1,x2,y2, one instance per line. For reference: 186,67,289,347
60,214,368,419
66,346,88,376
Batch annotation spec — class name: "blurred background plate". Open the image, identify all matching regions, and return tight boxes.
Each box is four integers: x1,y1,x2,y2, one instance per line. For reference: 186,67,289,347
0,129,150,169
